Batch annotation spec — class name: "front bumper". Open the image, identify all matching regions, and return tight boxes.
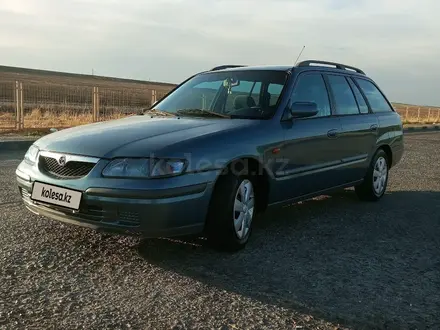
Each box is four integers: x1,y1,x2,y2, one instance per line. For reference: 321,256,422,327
16,160,220,238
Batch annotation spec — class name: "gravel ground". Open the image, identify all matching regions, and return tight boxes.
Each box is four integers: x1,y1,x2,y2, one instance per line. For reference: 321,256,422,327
1,132,439,330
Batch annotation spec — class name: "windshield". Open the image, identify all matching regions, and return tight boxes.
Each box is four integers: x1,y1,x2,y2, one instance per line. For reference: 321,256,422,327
153,70,289,119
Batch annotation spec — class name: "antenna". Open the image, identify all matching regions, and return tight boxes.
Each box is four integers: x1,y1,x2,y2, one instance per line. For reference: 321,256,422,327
294,45,306,65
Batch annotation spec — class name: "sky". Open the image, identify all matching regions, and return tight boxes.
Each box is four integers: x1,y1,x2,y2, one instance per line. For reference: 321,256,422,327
0,0,439,106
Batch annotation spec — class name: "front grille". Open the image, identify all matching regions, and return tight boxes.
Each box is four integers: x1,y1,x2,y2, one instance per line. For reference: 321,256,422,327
39,156,95,179
118,210,140,226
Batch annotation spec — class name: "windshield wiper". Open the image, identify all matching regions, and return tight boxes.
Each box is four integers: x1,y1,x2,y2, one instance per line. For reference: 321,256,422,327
142,108,176,117
176,108,230,118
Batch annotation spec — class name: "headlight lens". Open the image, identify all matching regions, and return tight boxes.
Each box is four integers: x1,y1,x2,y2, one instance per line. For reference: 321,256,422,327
24,145,39,163
151,159,186,177
102,158,186,178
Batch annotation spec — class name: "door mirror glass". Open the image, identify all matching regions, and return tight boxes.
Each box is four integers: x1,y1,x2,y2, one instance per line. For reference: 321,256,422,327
290,101,319,118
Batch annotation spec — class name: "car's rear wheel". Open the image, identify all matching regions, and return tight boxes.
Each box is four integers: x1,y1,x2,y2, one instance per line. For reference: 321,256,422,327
355,149,389,201
205,170,256,252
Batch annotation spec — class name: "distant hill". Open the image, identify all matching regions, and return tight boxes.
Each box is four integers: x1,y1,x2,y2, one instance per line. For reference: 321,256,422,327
0,65,177,91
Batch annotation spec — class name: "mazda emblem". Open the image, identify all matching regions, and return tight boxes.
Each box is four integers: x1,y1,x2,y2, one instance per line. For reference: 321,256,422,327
58,155,67,167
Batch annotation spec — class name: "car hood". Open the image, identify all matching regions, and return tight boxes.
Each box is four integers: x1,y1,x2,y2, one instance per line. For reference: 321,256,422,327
35,115,254,158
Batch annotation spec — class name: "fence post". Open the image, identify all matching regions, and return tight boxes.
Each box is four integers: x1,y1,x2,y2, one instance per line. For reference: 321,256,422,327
405,106,409,122
92,87,98,122
437,109,440,124
19,82,24,129
96,87,100,121
427,108,431,123
417,107,420,123
15,81,20,130
151,90,157,106
92,87,94,121
202,94,206,109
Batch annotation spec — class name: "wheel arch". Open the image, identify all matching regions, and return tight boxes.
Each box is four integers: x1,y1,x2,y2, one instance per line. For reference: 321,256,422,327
211,155,271,213
377,144,393,168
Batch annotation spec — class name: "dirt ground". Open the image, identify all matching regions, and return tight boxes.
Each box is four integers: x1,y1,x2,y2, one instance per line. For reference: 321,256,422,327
1,131,439,329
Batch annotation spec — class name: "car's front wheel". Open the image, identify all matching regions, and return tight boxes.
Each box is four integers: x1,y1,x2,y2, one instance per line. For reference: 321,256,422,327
355,148,389,201
205,170,256,252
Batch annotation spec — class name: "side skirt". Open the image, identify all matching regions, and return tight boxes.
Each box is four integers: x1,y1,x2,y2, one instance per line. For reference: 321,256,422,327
267,179,364,209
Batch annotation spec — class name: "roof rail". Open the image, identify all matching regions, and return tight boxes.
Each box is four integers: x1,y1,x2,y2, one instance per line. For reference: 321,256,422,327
296,60,365,75
210,65,246,71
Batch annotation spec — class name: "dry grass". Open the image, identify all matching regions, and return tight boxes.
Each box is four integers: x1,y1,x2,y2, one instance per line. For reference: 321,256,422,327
1,104,439,133
0,109,130,131
394,104,440,124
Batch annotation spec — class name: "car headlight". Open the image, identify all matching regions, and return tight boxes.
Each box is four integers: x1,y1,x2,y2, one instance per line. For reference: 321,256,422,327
102,158,186,178
24,145,39,164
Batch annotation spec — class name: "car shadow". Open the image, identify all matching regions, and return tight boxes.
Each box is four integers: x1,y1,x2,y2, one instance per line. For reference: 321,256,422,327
137,189,440,329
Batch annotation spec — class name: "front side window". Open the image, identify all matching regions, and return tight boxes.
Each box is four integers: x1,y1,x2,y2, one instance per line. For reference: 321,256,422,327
290,73,331,117
355,78,393,113
327,75,359,115
154,70,289,119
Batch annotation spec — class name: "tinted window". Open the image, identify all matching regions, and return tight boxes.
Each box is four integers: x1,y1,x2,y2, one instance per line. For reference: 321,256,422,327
194,81,223,109
268,83,284,106
291,73,330,117
355,78,393,113
327,75,359,115
155,70,288,119
222,80,262,111
348,78,369,114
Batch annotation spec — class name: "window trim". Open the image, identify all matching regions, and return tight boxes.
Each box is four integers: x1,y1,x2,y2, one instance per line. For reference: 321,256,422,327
323,73,362,117
352,77,395,114
281,71,333,121
346,77,371,115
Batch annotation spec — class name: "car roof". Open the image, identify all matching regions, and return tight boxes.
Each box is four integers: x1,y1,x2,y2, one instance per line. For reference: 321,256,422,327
206,60,367,77
209,65,294,72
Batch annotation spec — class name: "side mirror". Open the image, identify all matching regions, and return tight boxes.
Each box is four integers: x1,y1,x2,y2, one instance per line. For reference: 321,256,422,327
289,101,319,118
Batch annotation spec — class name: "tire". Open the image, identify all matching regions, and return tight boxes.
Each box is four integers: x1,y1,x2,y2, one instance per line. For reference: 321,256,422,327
205,170,256,252
355,149,389,201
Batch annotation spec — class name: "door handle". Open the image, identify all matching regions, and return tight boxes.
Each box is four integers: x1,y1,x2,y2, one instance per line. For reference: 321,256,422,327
327,129,339,138
370,124,378,131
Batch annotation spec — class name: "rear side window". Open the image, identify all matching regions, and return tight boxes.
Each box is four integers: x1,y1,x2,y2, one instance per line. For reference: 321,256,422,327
348,78,369,114
326,75,359,115
355,78,393,113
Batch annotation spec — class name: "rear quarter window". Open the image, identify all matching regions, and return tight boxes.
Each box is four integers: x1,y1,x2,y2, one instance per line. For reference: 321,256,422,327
355,78,393,113
348,78,369,114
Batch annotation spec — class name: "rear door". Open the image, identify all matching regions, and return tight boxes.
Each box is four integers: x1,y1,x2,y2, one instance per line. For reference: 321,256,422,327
324,74,379,183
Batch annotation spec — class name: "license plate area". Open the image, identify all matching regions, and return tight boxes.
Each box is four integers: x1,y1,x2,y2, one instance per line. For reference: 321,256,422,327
31,182,82,210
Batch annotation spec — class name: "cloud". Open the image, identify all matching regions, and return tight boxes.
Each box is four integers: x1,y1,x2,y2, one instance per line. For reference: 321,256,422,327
0,0,439,105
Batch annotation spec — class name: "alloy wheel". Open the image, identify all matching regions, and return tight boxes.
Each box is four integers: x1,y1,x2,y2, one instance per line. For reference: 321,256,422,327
373,156,388,196
233,179,255,239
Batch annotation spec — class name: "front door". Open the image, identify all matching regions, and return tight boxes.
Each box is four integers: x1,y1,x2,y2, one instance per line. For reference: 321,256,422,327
273,72,345,202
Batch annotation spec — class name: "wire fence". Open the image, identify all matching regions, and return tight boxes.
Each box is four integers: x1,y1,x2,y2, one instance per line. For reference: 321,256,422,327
393,105,440,124
0,80,16,130
0,80,174,131
0,78,439,132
